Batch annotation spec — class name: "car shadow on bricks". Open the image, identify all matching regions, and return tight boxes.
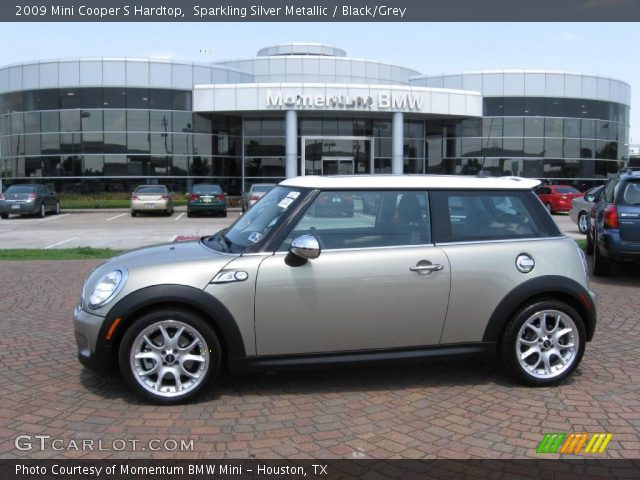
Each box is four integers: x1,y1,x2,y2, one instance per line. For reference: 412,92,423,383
587,260,640,287
78,358,532,404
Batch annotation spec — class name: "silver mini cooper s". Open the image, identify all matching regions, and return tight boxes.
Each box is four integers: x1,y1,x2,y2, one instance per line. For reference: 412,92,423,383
75,175,596,404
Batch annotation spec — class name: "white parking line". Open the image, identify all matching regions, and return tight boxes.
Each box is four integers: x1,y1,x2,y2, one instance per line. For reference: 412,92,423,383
38,213,70,223
175,213,185,221
106,213,127,222
45,237,79,249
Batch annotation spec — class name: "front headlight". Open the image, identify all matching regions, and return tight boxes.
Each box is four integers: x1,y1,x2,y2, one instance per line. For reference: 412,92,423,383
88,269,127,309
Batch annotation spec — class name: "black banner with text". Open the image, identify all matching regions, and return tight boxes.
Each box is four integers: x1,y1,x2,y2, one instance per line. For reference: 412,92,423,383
3,0,640,22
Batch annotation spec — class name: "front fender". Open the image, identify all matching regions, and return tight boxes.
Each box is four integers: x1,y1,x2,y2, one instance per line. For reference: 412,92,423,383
98,284,246,360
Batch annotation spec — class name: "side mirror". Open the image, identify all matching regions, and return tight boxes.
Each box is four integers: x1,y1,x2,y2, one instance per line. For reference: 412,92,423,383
290,235,321,260
585,193,595,202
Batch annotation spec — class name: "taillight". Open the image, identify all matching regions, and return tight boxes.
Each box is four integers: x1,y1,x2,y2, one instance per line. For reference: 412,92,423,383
160,195,169,200
0,194,4,200
250,194,259,201
28,193,36,200
190,194,198,201
344,195,353,203
132,195,139,200
603,204,619,229
216,194,225,201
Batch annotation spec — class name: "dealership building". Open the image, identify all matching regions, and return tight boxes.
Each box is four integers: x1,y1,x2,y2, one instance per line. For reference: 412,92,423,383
0,42,632,194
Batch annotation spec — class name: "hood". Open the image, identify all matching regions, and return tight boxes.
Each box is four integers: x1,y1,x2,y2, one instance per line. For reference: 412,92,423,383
81,240,236,316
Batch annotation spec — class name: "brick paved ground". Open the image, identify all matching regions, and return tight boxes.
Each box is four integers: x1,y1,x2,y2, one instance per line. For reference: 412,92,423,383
0,259,638,460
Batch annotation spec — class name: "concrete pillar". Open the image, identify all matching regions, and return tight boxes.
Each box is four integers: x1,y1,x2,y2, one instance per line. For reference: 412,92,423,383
285,110,298,178
391,112,404,174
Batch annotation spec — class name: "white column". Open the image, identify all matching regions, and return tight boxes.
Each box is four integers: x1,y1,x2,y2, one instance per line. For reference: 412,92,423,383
391,112,404,174
285,110,298,178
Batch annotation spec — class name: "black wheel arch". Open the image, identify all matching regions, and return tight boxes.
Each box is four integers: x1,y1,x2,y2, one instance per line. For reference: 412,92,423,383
98,284,246,368
483,275,596,344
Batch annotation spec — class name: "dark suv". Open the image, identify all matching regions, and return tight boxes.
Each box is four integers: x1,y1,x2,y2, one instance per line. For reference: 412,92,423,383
587,170,640,275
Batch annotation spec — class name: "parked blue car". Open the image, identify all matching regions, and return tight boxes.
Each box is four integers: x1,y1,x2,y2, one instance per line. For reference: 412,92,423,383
587,170,640,275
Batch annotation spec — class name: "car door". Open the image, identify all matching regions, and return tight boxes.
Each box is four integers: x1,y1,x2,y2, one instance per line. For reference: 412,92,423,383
253,190,451,356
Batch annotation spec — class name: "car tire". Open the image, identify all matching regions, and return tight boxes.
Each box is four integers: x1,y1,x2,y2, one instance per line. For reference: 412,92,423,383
0,213,8,219
118,309,221,405
187,210,193,218
592,233,610,276
585,229,593,255
221,210,227,218
131,210,137,217
577,212,588,234
39,203,46,218
545,203,553,214
501,298,585,387
54,201,61,215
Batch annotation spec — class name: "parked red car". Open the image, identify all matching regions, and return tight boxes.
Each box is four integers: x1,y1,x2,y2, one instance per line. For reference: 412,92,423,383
535,185,583,213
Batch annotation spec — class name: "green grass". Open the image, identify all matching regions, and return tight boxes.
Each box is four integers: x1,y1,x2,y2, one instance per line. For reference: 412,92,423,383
58,193,188,209
0,247,122,261
575,239,587,251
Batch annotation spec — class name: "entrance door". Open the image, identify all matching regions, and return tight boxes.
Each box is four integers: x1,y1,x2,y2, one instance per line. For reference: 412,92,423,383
322,156,354,175
302,137,372,175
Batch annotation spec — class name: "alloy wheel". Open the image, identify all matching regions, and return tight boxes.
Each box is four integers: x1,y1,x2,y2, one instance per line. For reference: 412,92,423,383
129,320,210,398
516,309,578,380
578,212,588,234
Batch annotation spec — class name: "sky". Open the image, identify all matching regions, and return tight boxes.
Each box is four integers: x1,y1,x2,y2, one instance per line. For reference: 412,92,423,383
0,22,637,143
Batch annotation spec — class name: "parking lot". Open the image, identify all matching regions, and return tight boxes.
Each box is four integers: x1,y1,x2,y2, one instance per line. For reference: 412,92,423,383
0,208,583,250
0,205,639,459
0,209,241,250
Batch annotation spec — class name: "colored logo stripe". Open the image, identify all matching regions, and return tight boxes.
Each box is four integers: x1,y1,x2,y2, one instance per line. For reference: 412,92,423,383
538,433,613,454
584,433,613,453
560,433,589,454
537,433,566,453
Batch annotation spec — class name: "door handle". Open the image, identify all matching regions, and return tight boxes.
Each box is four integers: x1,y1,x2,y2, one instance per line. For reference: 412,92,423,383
409,264,444,273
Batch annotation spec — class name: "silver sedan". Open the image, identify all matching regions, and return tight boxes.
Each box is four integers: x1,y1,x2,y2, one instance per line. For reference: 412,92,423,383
569,185,603,234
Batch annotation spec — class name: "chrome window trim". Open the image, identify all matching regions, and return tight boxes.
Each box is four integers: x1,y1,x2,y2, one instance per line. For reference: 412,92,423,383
272,243,438,255
434,235,566,247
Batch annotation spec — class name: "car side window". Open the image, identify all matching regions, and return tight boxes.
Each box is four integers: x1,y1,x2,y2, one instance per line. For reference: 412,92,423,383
279,190,431,251
431,190,559,242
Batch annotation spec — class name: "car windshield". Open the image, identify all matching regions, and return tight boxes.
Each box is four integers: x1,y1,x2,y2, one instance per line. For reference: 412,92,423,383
203,186,304,254
135,186,167,194
5,185,36,194
556,187,580,194
192,185,221,194
251,184,274,193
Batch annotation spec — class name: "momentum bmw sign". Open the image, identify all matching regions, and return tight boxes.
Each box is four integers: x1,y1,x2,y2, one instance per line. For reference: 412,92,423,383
265,91,425,110
192,83,482,116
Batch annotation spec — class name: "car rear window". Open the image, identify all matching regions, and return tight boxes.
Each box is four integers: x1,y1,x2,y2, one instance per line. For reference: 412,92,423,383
135,186,167,194
555,187,580,194
192,185,221,194
431,190,561,243
5,185,36,194
621,181,640,206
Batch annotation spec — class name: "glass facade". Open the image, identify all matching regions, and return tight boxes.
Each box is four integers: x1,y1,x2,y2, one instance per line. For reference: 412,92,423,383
419,96,629,187
0,62,632,194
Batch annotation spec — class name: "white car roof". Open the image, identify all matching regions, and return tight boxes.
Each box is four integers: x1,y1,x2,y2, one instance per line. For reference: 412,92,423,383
280,175,541,190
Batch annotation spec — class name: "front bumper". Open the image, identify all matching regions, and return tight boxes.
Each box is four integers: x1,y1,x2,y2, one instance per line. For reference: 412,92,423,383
74,304,115,372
